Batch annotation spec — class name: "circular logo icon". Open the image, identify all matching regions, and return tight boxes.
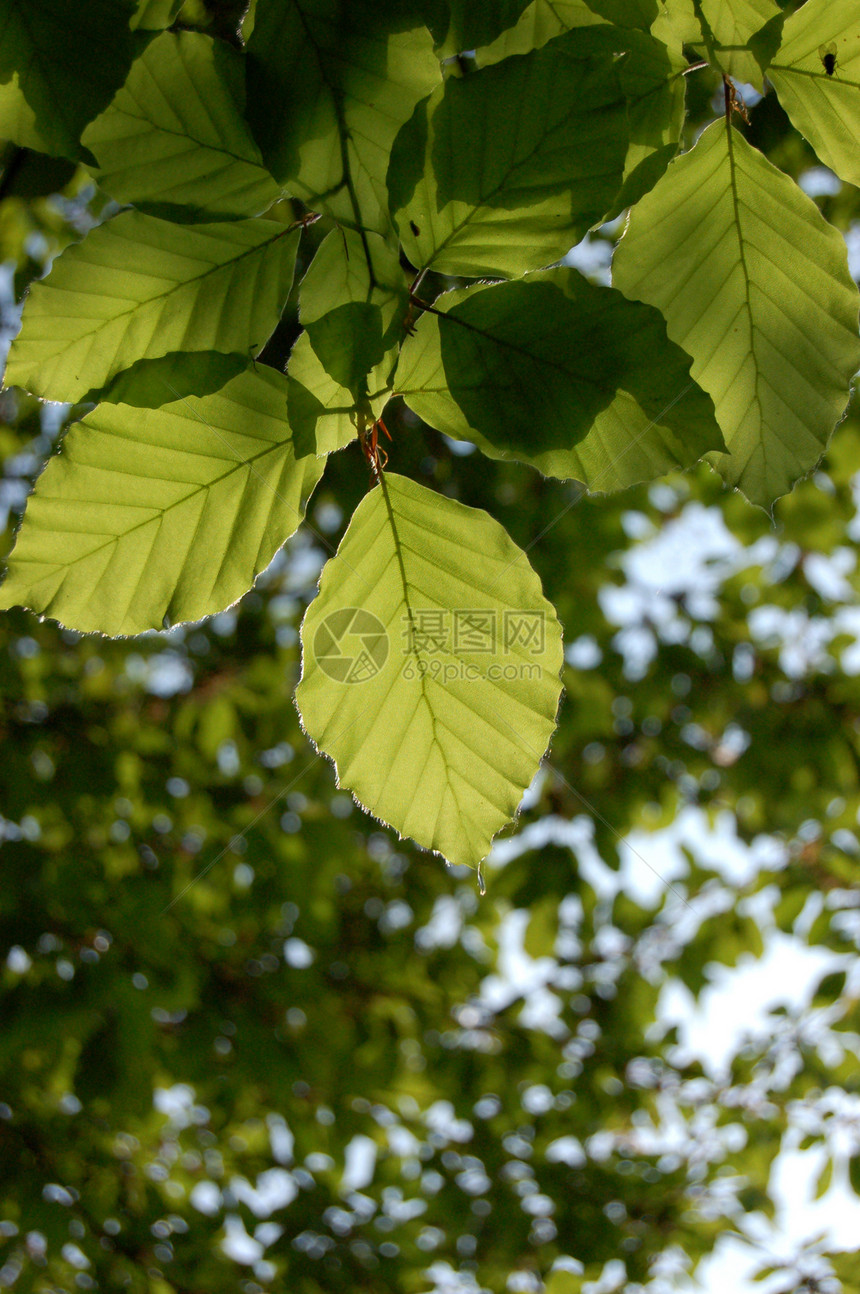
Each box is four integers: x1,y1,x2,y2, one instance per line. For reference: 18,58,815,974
313,608,389,684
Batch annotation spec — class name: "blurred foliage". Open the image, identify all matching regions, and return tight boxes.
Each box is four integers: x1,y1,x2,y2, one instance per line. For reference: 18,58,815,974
2,3,860,1293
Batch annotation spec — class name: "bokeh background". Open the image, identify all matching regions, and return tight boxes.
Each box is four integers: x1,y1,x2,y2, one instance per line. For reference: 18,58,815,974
3,6,860,1293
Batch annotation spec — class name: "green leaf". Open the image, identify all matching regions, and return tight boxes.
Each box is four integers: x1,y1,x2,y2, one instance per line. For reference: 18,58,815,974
300,228,406,402
392,24,684,276
305,303,387,399
0,149,77,200
586,0,658,26
295,473,563,868
299,228,405,325
477,9,686,216
0,0,136,161
669,0,781,88
287,226,403,449
245,0,440,234
5,212,300,404
131,0,183,28
286,337,359,457
395,272,723,490
475,1,607,63
657,0,700,46
769,0,860,188
435,0,533,54
712,0,783,88
0,368,325,635
95,351,251,408
82,31,282,220
747,11,785,79
390,31,630,277
439,282,622,451
285,331,389,457
607,24,687,215
612,121,860,508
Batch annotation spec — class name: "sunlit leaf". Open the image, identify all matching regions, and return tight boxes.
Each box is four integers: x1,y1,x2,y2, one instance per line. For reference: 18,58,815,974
435,0,533,54
389,29,630,277
5,212,300,403
477,8,686,215
0,0,135,159
285,332,390,458
0,368,324,634
300,228,405,402
769,0,860,189
82,31,281,219
663,0,780,87
475,0,607,63
131,0,183,29
395,271,723,490
246,0,439,234
296,473,563,868
96,351,251,408
613,121,860,507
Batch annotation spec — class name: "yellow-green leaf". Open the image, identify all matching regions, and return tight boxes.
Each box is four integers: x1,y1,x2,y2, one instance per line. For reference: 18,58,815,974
296,474,563,868
769,0,860,188
5,212,299,403
613,121,860,508
0,368,324,635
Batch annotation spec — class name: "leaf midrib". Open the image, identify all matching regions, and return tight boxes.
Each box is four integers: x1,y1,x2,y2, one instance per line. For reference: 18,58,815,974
12,430,294,574
12,221,291,383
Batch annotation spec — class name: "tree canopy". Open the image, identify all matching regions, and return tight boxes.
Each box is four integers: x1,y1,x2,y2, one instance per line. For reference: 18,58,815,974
2,1,860,1292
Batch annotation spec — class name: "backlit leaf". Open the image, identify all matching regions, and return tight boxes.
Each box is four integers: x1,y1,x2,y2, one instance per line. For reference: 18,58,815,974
296,473,563,868
0,368,324,635
664,0,780,88
82,31,281,220
246,0,439,234
5,212,300,403
300,228,406,402
395,271,723,490
769,0,860,188
435,0,533,54
131,0,183,29
389,29,630,277
0,0,135,160
613,121,860,507
477,11,686,216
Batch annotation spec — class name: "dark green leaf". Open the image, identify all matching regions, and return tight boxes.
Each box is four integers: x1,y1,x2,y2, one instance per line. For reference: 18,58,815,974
306,302,386,398
246,0,439,233
0,0,136,160
437,0,533,52
396,271,723,489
